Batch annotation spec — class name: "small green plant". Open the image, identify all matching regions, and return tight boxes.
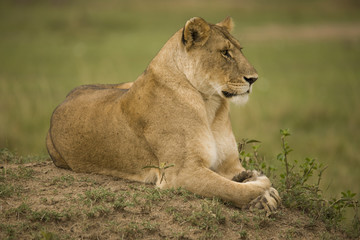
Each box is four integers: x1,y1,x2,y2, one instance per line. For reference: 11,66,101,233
86,205,112,218
1,165,34,180
239,230,248,240
83,187,115,203
231,210,249,225
0,183,15,198
142,162,174,184
251,209,274,229
51,175,75,186
141,221,159,233
29,209,70,222
0,148,48,164
277,129,360,236
165,198,226,238
0,223,16,239
113,194,132,211
165,206,187,223
143,187,163,201
37,230,60,240
238,139,276,178
7,202,32,219
15,166,35,179
120,221,143,239
238,129,360,237
188,198,225,238
1,148,21,165
167,187,199,200
6,202,71,223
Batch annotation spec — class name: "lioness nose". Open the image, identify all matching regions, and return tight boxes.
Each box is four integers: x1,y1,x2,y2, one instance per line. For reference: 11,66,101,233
244,76,258,85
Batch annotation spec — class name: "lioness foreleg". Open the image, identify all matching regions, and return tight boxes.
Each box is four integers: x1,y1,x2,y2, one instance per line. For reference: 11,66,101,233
215,158,281,213
161,166,273,209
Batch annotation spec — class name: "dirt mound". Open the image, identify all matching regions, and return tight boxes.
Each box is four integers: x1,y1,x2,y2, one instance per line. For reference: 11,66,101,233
0,160,349,239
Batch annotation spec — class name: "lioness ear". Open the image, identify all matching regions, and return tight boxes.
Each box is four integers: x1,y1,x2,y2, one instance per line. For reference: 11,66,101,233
216,16,234,32
182,17,210,50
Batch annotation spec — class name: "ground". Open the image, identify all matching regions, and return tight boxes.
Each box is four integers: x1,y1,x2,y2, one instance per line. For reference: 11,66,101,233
0,159,350,240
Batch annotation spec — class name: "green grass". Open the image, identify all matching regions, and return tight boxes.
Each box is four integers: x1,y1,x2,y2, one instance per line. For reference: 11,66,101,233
1,0,360,208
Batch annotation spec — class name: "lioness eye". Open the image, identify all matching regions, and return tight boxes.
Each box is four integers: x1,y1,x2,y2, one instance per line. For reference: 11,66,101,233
221,49,232,59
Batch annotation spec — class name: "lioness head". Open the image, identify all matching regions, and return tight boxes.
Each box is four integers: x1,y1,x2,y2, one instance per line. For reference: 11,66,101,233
179,17,258,104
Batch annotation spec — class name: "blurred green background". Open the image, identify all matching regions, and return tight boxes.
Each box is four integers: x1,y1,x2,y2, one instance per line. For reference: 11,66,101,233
1,0,359,198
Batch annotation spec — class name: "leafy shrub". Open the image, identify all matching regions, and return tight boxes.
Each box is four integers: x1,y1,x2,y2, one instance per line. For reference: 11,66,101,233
239,129,360,237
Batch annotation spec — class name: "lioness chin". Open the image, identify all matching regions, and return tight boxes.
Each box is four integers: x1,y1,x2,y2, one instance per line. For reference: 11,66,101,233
47,17,280,212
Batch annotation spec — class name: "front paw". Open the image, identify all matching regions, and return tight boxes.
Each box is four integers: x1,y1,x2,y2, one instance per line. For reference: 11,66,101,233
246,187,281,216
232,170,262,183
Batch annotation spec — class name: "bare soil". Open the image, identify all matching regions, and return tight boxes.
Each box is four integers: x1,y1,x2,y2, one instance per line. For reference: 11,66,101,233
0,160,350,240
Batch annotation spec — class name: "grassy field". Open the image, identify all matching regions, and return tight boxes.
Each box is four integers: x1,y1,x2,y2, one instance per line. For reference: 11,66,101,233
1,0,360,200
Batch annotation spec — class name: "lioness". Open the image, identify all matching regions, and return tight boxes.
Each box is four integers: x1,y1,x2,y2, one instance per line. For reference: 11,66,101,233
47,17,280,211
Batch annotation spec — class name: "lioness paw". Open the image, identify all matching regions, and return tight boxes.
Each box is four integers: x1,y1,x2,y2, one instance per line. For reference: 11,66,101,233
269,187,281,205
232,170,262,183
246,187,281,216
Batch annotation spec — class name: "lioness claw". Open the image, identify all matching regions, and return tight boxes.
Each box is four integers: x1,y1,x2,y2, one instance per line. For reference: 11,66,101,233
247,187,281,215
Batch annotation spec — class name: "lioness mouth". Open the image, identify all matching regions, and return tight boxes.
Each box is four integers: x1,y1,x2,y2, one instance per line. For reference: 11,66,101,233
222,91,237,98
222,90,249,98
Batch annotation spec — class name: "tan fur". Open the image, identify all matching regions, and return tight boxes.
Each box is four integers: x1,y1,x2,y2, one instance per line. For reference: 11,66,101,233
47,17,280,210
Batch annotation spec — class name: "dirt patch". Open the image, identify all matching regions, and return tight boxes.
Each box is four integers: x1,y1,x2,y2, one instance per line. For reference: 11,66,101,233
0,160,350,239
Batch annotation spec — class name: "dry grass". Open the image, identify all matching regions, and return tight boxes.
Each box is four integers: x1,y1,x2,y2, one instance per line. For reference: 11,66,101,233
0,158,351,240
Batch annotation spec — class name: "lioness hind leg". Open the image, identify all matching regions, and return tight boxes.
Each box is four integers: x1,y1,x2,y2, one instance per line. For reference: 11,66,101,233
46,131,70,169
